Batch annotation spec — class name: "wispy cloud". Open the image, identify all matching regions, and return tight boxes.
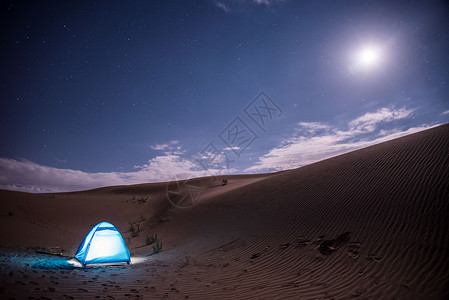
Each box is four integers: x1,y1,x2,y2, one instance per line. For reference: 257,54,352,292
348,107,415,133
253,0,271,4
296,122,331,134
215,1,231,13
442,110,449,115
214,0,284,13
246,107,434,172
0,143,232,193
223,146,240,151
253,0,284,5
150,140,179,151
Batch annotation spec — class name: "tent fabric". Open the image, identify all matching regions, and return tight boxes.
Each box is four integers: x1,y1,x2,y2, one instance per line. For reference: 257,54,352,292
75,221,130,266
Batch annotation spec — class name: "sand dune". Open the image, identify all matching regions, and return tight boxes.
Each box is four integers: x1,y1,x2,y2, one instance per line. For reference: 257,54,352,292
1,124,448,299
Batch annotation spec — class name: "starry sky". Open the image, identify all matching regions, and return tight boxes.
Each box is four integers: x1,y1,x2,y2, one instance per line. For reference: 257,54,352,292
1,0,448,192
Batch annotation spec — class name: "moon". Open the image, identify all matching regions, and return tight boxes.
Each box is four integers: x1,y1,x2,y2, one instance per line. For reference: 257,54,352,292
358,46,380,67
349,44,384,74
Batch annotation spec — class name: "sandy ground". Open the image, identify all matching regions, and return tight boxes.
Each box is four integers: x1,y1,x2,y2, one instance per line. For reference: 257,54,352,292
1,124,448,299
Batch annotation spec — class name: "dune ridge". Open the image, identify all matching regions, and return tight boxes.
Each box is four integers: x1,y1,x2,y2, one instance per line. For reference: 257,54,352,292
1,124,448,299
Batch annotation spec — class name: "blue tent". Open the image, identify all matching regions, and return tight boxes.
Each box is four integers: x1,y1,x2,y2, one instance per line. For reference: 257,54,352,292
75,221,130,266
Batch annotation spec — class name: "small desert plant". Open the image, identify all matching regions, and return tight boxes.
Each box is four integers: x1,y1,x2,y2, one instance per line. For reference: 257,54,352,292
138,196,149,204
129,223,140,237
152,238,163,254
222,179,228,185
146,233,158,245
181,256,190,267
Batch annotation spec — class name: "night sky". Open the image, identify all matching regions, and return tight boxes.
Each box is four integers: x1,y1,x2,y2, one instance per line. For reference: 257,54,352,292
1,0,448,192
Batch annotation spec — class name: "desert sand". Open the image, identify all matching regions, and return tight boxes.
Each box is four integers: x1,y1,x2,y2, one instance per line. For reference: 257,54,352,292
1,124,448,299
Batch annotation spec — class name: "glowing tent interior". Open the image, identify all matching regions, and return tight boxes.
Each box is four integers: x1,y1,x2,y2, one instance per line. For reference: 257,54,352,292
75,221,130,266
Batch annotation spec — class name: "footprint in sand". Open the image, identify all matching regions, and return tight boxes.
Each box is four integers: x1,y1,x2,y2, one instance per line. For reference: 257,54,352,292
124,294,143,299
279,243,290,250
295,239,311,248
318,232,351,255
312,235,325,246
282,282,300,288
367,253,382,262
352,287,366,297
347,242,361,258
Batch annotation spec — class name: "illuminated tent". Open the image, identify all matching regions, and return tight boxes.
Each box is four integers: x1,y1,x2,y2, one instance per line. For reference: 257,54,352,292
75,221,130,266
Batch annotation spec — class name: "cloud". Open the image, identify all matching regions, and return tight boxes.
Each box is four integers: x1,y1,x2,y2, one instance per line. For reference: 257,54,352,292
150,140,179,151
246,107,434,172
348,107,415,133
252,0,283,5
296,122,331,135
223,146,240,150
150,144,169,150
442,110,449,115
214,0,284,13
253,0,270,4
0,143,233,193
216,2,231,13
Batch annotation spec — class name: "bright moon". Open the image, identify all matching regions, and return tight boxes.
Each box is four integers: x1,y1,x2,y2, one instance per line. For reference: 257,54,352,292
360,48,378,65
349,44,384,74
357,46,381,68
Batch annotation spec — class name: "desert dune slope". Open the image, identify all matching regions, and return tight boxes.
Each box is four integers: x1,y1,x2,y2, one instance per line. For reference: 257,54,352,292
0,123,448,299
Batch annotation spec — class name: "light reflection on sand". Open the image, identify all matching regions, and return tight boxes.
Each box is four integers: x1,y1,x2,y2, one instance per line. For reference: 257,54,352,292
1,251,149,270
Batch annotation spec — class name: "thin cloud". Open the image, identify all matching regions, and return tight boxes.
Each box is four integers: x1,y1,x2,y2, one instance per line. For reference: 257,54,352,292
216,2,231,13
253,0,284,5
214,0,284,13
150,140,179,151
150,144,169,150
253,0,270,4
246,107,434,172
297,122,331,135
223,146,240,150
348,107,415,133
442,110,449,115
